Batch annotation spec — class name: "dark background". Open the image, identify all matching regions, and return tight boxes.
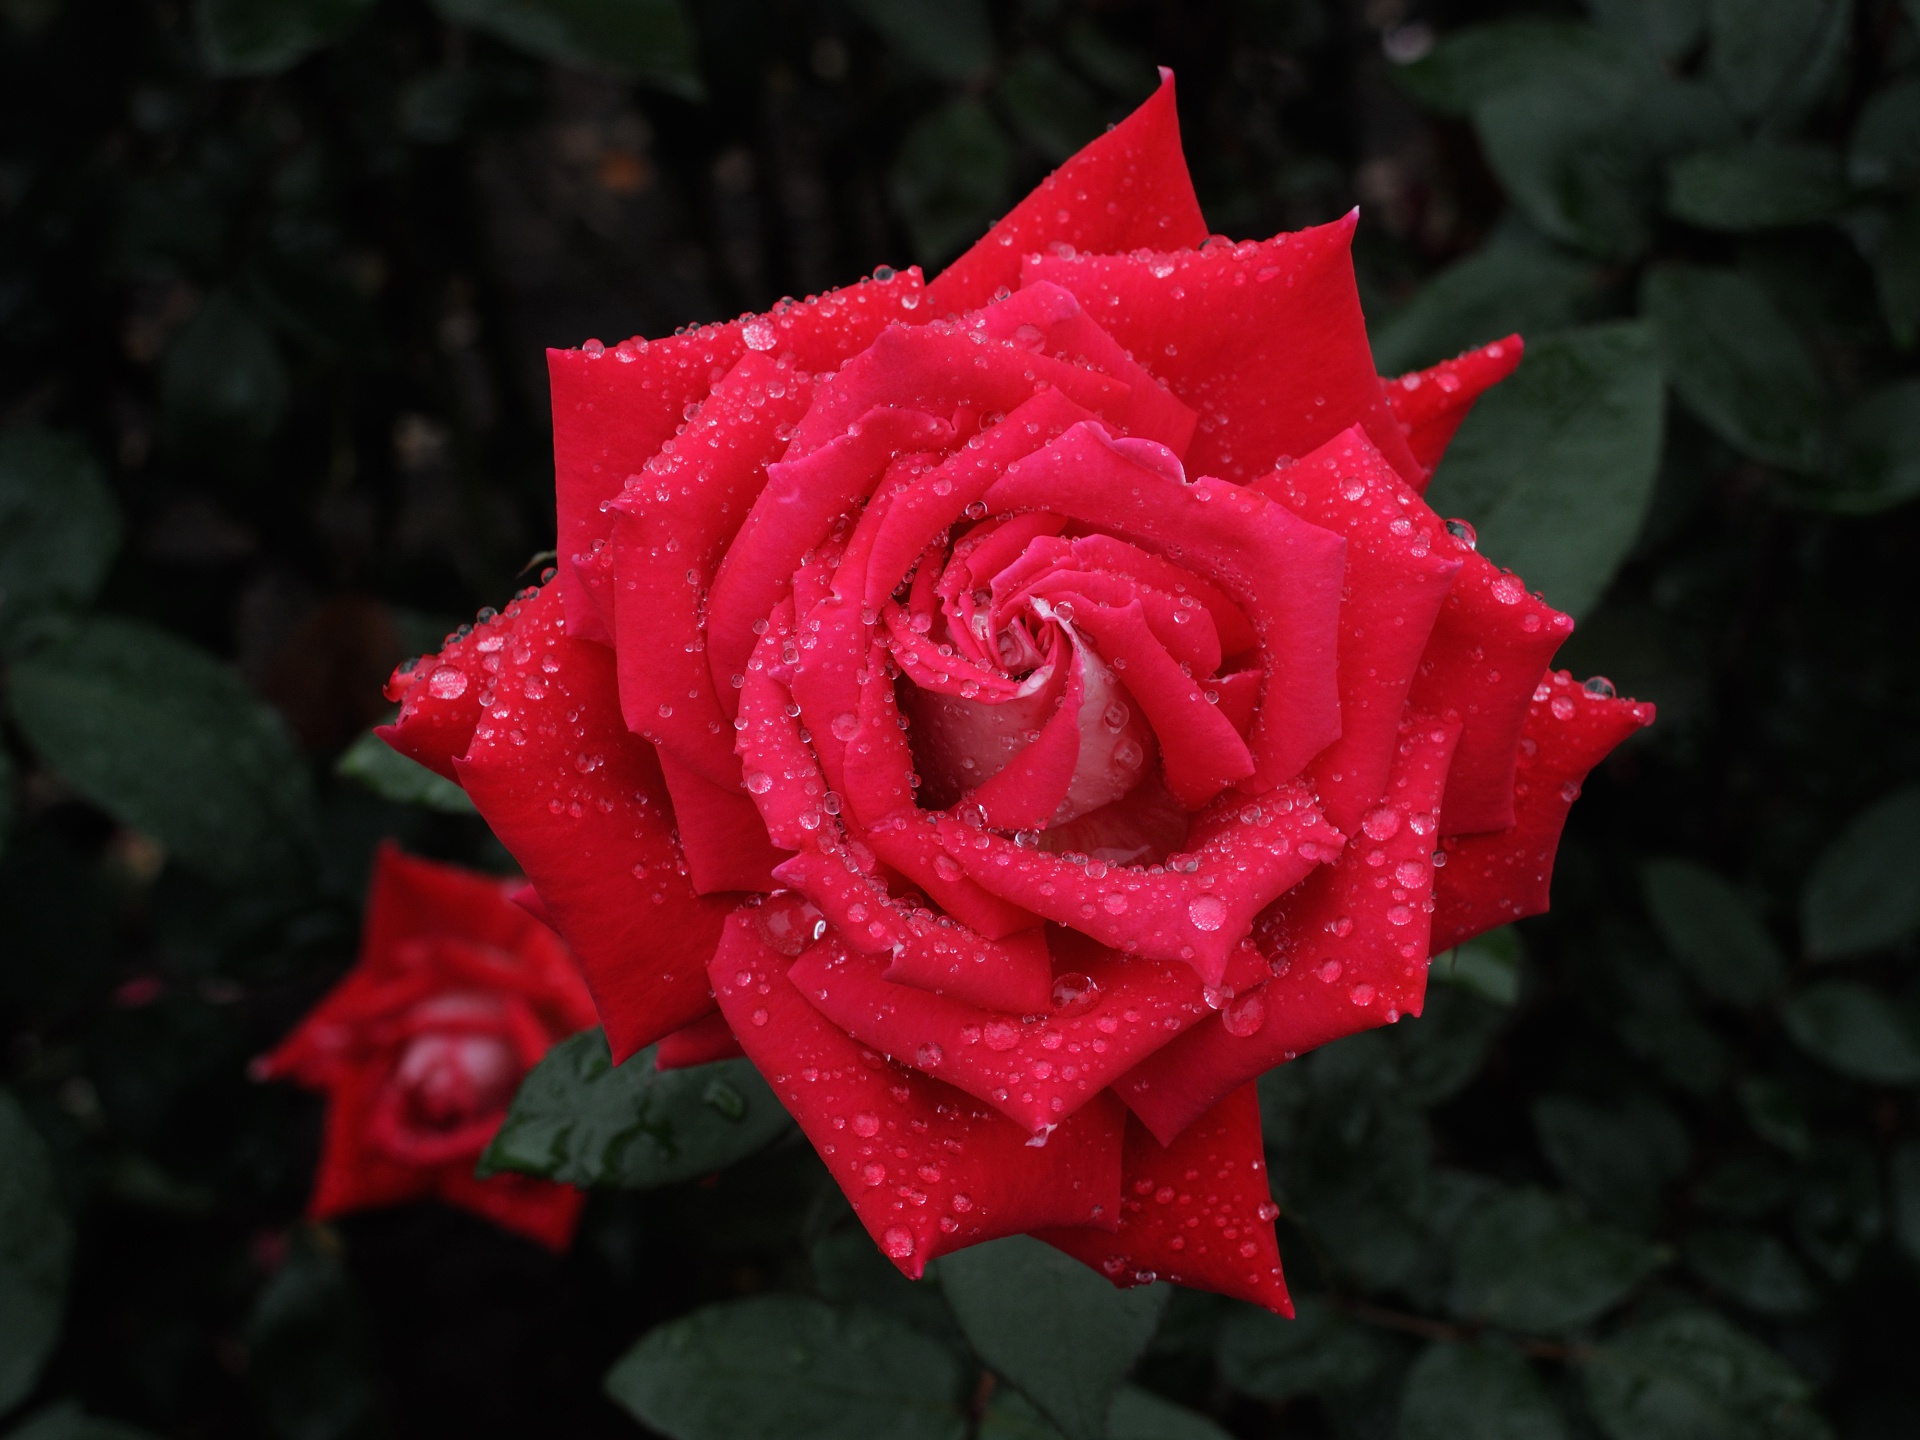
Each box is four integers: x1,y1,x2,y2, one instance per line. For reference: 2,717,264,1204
2,1,1918,1437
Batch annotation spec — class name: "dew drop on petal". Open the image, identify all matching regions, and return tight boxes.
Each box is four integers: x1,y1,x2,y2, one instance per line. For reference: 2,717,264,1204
1187,895,1227,932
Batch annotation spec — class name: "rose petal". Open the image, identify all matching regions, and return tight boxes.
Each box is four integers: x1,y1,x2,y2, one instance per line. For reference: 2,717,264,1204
1038,1084,1290,1313
436,1167,587,1252
655,1009,746,1070
1023,213,1423,486
974,281,1198,454
706,406,953,711
608,352,818,783
1117,716,1460,1144
1385,335,1524,484
938,781,1342,987
924,70,1207,316
379,619,499,781
549,269,931,639
452,586,735,1063
1432,671,1655,948
861,809,1041,940
656,751,784,895
736,599,830,850
1253,426,1464,836
788,927,1270,1135
711,906,1124,1278
985,422,1346,794
1409,551,1573,835
773,844,1054,1015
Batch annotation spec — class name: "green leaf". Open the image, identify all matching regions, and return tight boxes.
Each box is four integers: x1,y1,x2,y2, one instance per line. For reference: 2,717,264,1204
1794,380,1920,513
938,1236,1168,1440
1532,1093,1689,1231
997,49,1102,165
1640,264,1831,473
811,1230,962,1347
1370,231,1605,376
0,1092,71,1416
1682,1229,1819,1315
848,0,993,82
1216,1297,1387,1405
1106,1386,1235,1440
479,1030,790,1188
1866,197,1920,347
1395,21,1650,117
243,1235,378,1440
0,428,120,649
1422,321,1664,618
193,0,374,75
604,1297,966,1440
891,99,1013,268
334,728,475,814
1395,1340,1568,1440
1802,786,1920,956
1429,926,1523,1007
1449,1188,1664,1332
1707,0,1852,128
429,0,702,99
1473,86,1655,259
10,618,315,884
3,1403,163,1440
1639,858,1785,1005
1849,78,1920,189
1587,0,1706,60
1579,1309,1830,1440
1889,1140,1920,1265
1779,982,1920,1084
1394,985,1509,1106
1665,143,1848,231
1792,1138,1883,1280
160,295,289,447
1736,1076,1812,1158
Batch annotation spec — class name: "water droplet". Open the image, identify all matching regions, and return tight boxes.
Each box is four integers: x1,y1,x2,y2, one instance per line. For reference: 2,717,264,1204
1360,806,1402,841
1583,675,1616,698
1222,991,1266,1036
950,1193,974,1213
1187,895,1227,932
831,711,861,741
862,1162,887,1186
742,318,776,351
1444,518,1477,550
1101,892,1129,915
1490,573,1525,605
1051,973,1100,1014
428,667,468,700
852,1112,880,1137
916,1042,944,1067
982,1021,1019,1051
881,1226,915,1259
745,770,773,795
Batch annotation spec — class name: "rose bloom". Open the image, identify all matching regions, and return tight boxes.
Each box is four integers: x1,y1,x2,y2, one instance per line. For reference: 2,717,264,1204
379,74,1650,1311
258,843,598,1250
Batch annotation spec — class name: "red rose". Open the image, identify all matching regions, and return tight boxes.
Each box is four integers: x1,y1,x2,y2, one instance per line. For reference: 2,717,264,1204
258,843,598,1250
379,73,1651,1310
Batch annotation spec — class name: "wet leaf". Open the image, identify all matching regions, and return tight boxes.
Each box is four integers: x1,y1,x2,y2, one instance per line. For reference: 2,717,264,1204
605,1297,966,1440
429,0,702,98
1533,1093,1689,1231
938,1236,1168,1440
1639,858,1785,1005
0,1092,71,1416
0,428,120,650
1579,1308,1830,1440
1665,143,1847,231
10,618,316,884
1449,1188,1664,1332
480,1030,791,1188
1780,982,1920,1084
1641,264,1830,473
1683,1229,1819,1316
193,0,375,75
1395,1340,1568,1440
1423,321,1664,618
1802,785,1920,957
1707,0,1852,128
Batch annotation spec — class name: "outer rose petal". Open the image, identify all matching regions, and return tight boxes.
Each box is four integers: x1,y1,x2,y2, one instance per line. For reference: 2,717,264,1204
1409,552,1573,835
1118,717,1459,1145
655,1009,747,1070
1385,335,1524,484
924,70,1208,316
1431,671,1654,948
938,781,1342,988
1038,1084,1290,1314
788,929,1272,1136
610,352,818,785
452,585,734,1063
710,907,1124,1279
549,269,930,640
436,1166,586,1253
656,752,785,895
1253,426,1463,837
379,626,491,781
1024,213,1424,486
985,423,1346,796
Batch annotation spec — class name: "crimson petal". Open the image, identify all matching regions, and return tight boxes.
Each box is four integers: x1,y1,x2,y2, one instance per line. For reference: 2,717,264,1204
710,907,1124,1279
1385,335,1524,484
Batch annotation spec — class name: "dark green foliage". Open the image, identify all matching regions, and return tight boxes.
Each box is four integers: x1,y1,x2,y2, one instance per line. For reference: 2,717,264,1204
478,1031,791,1188
0,1095,70,1417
